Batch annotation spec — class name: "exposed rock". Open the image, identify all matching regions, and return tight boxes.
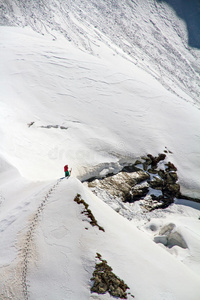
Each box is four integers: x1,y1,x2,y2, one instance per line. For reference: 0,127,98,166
148,168,158,174
162,183,180,197
144,195,174,211
141,197,163,211
142,157,152,171
165,162,177,172
164,147,173,154
88,171,149,202
141,153,166,171
158,169,165,179
122,164,141,173
135,154,180,210
135,171,150,183
91,253,132,299
74,194,105,232
126,183,149,202
88,152,182,211
141,156,151,162
149,177,163,190
163,172,178,184
147,153,166,167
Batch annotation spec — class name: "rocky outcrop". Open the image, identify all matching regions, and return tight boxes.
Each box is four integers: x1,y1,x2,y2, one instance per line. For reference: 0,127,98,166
138,154,180,211
88,171,150,203
91,253,133,299
88,152,200,211
74,194,105,231
131,153,181,210
125,182,149,202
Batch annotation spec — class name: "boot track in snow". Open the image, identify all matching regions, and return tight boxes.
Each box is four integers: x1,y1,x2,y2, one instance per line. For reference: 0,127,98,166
21,178,63,300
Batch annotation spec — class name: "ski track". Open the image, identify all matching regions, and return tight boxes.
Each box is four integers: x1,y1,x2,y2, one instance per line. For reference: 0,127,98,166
20,178,62,300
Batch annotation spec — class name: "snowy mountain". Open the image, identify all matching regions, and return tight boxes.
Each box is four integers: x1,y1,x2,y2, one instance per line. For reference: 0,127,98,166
1,0,200,104
0,1,200,299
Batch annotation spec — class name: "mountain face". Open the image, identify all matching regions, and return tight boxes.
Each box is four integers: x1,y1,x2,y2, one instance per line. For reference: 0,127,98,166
1,0,200,103
0,1,200,300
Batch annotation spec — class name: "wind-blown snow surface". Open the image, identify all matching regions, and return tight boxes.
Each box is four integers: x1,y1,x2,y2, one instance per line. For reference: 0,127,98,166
1,0,200,103
1,0,200,299
0,26,200,197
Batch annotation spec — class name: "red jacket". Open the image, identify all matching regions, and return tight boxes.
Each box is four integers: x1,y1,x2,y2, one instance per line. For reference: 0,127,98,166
64,165,68,172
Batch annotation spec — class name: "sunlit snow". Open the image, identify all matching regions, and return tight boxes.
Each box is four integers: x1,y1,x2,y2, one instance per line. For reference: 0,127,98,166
0,0,200,299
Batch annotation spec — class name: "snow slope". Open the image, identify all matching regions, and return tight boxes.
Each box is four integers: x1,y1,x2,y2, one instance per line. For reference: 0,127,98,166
0,26,200,197
0,175,200,300
0,0,200,299
1,0,200,103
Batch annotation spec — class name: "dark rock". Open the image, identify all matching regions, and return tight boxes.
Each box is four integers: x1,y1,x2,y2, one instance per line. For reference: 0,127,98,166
135,171,150,183
110,287,127,298
91,281,108,294
74,194,105,232
145,194,175,211
165,162,177,172
148,168,158,174
163,172,178,184
146,154,155,162
91,254,131,299
142,156,152,171
149,196,174,210
151,194,163,201
158,169,165,179
169,172,178,182
122,164,141,173
87,154,182,212
157,153,167,161
147,153,166,167
143,162,148,171
125,186,149,202
149,177,163,189
163,183,180,197
88,170,150,203
141,156,151,162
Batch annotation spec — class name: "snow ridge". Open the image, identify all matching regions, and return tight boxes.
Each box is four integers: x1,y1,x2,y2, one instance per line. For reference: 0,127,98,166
20,178,62,300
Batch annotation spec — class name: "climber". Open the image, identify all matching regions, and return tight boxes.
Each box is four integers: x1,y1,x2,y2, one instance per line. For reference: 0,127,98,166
64,164,72,177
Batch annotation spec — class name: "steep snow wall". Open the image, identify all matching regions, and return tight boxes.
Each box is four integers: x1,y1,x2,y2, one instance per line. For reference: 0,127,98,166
0,0,200,104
